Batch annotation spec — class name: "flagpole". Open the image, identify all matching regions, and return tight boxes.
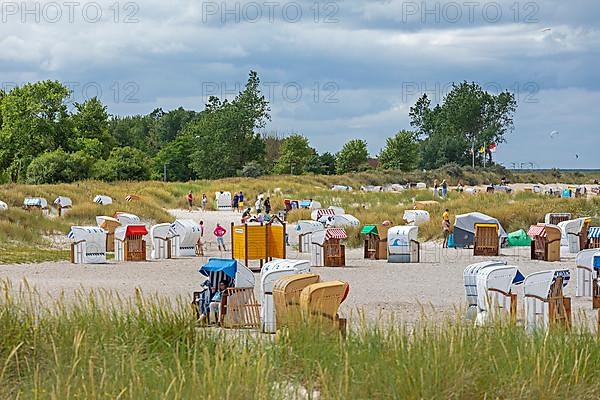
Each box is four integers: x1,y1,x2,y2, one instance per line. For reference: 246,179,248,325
472,142,475,169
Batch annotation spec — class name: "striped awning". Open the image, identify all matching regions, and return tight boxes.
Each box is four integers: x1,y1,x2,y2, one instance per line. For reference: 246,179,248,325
528,225,547,238
589,227,600,239
316,209,336,219
325,228,347,240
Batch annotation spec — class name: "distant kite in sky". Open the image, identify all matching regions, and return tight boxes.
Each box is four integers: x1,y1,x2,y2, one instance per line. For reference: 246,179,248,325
576,154,580,159
541,28,552,33
550,130,559,139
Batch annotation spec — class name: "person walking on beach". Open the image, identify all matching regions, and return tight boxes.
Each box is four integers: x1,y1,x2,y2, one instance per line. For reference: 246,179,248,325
214,223,227,252
255,196,263,214
233,192,239,212
201,194,208,211
187,191,193,212
441,179,448,200
433,180,439,200
238,191,245,212
442,209,451,248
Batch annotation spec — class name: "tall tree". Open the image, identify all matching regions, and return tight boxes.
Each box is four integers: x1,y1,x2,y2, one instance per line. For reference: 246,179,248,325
378,130,420,171
0,81,72,181
335,139,369,174
71,97,113,156
188,71,269,179
410,82,516,169
274,134,316,174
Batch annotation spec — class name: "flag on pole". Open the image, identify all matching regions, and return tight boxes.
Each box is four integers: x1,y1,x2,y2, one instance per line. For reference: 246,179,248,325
489,143,497,153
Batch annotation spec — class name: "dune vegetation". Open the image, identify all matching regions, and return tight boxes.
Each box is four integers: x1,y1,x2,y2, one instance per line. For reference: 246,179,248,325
2,283,600,399
0,168,599,263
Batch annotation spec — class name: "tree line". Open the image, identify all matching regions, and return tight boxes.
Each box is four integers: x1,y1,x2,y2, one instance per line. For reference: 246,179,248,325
0,72,517,184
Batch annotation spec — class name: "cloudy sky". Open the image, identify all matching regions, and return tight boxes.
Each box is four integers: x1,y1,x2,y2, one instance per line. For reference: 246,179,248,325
1,0,598,168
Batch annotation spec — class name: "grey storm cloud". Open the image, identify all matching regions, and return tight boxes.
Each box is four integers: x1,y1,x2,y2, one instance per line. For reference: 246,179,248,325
0,0,598,167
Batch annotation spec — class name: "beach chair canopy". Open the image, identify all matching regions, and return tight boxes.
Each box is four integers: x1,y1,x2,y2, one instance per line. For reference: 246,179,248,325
387,226,419,245
94,195,113,205
361,185,383,192
329,206,345,215
114,212,141,226
68,226,106,243
403,210,431,226
576,249,600,271
524,269,570,300
328,214,360,228
331,185,352,191
170,219,202,246
24,197,48,208
308,201,322,210
199,258,254,288
384,184,405,192
454,212,507,238
589,227,600,239
54,196,73,208
360,225,379,236
260,259,311,293
115,225,148,241
527,225,547,238
96,216,121,229
544,213,572,224
311,208,336,221
299,200,312,208
463,261,509,308
476,265,521,308
215,191,232,203
507,229,532,247
0,201,8,210
311,228,347,246
150,223,173,240
295,220,324,234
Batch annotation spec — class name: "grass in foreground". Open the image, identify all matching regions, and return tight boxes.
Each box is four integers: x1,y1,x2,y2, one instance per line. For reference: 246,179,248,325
2,283,600,399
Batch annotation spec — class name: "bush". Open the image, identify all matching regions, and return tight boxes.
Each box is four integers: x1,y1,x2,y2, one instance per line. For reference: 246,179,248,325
26,149,71,184
92,146,152,181
241,161,266,178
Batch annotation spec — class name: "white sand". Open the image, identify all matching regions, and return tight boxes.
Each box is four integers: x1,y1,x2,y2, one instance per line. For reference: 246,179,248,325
0,209,596,325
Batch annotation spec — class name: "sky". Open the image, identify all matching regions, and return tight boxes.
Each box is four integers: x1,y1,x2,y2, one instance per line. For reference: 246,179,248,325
0,0,598,168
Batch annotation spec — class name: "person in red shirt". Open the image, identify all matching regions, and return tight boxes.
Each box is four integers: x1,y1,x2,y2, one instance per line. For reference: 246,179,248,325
214,223,227,251
187,191,193,212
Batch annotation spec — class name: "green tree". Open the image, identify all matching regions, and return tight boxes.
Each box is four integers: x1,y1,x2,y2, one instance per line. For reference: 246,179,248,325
335,139,369,174
274,135,316,174
153,134,195,182
71,97,113,156
319,152,337,175
26,149,71,184
409,82,517,169
0,81,72,181
93,146,151,181
378,130,420,171
188,71,269,179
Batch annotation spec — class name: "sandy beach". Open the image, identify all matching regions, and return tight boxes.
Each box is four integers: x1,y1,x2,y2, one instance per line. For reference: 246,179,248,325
0,209,595,325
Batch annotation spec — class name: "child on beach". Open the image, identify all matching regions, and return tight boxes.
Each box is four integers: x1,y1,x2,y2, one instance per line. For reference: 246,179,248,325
214,223,227,252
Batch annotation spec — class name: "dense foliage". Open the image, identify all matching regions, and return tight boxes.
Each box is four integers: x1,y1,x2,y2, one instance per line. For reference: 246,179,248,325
0,75,517,184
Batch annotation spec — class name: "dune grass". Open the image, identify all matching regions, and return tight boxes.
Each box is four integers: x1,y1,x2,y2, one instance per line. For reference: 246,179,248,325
0,170,599,263
2,283,600,399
